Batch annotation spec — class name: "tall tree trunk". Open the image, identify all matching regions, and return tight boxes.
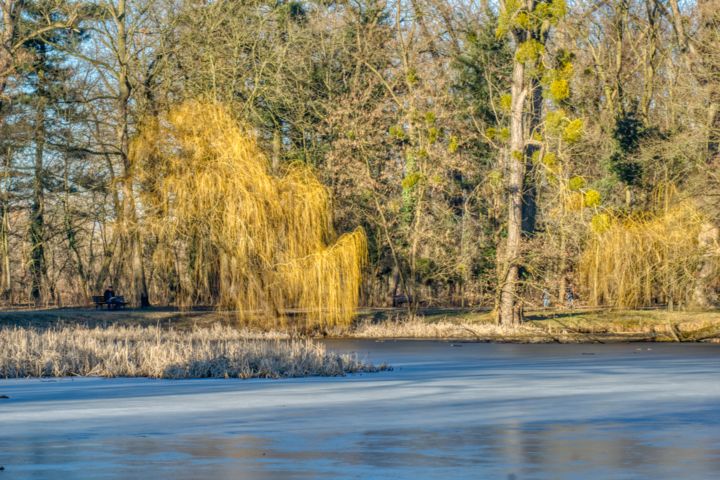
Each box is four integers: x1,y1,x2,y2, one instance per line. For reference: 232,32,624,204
498,54,528,326
1,205,8,298
63,145,90,301
496,0,555,324
640,0,659,121
29,98,47,305
614,0,628,115
522,77,543,235
115,0,149,307
0,149,10,299
668,0,719,162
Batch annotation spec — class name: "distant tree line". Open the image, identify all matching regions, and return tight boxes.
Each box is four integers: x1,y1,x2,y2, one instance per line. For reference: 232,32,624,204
0,0,718,323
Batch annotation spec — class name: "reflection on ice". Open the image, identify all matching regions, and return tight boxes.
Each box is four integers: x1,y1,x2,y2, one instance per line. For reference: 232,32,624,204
1,342,719,479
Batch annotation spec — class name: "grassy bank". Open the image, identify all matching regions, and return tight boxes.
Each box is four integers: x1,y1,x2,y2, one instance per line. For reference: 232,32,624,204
0,307,240,329
1,307,720,344
346,308,720,343
0,324,385,379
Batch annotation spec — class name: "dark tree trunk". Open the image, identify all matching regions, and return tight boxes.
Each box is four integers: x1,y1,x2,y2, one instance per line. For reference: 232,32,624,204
29,99,47,305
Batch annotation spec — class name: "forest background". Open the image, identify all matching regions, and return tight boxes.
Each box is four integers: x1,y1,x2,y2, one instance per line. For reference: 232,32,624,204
1,0,719,326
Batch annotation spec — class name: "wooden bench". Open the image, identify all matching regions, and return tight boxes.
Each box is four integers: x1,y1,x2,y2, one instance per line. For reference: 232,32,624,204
392,294,413,307
92,296,106,308
92,295,128,309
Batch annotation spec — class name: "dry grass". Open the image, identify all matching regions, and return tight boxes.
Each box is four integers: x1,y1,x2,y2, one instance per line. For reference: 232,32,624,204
348,317,547,341
0,325,384,379
0,307,242,329
525,309,720,341
2,307,719,346
344,308,720,342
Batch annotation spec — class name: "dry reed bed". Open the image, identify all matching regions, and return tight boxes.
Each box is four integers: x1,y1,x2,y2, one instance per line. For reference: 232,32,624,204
0,325,384,379
529,311,720,340
345,314,720,342
347,319,548,341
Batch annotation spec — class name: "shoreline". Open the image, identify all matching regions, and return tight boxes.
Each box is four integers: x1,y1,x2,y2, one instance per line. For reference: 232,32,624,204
326,334,720,344
1,306,719,344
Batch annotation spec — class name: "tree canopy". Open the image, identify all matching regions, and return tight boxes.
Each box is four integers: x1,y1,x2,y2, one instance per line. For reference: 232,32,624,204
0,0,718,324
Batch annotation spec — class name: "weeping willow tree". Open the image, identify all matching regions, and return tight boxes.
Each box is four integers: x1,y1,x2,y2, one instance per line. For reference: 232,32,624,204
131,101,367,327
580,187,719,308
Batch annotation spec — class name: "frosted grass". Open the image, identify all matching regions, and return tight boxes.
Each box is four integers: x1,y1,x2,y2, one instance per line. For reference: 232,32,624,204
0,325,384,379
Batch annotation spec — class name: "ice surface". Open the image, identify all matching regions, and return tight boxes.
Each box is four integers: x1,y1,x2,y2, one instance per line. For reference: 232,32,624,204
1,341,719,479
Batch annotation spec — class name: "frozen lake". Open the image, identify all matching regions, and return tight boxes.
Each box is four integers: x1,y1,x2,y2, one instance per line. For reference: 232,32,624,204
1,341,719,479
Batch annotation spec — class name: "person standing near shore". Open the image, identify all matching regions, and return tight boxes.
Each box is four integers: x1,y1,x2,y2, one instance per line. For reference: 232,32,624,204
566,286,575,309
543,290,551,308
